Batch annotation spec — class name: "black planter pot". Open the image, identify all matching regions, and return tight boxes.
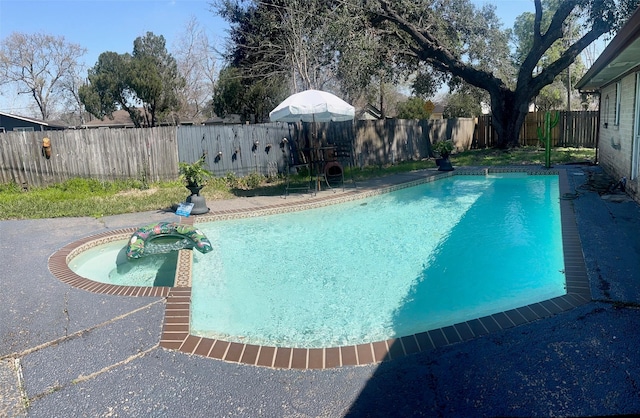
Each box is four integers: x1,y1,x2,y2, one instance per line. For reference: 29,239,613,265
437,156,454,171
185,184,209,215
186,184,203,196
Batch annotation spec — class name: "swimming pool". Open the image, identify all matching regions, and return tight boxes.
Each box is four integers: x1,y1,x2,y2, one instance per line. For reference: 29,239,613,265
52,168,591,368
69,239,177,287
190,174,566,348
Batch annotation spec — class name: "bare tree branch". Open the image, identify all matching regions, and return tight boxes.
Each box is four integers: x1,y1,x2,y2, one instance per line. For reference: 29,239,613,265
0,32,86,120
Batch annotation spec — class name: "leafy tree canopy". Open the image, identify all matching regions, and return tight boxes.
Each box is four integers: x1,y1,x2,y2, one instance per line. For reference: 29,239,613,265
80,32,185,127
212,65,288,122
396,97,432,119
219,0,348,90
212,66,244,119
364,0,639,147
213,0,433,120
512,0,587,111
535,80,566,111
443,91,483,118
213,0,638,143
80,52,131,121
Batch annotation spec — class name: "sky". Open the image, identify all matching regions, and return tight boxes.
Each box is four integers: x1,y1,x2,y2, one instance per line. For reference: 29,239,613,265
0,0,228,114
474,0,536,27
0,0,227,68
0,0,539,115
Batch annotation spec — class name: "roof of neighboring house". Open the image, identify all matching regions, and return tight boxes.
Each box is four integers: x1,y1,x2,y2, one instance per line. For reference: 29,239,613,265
82,109,196,128
575,6,640,92
0,110,67,129
203,114,243,125
357,103,383,120
81,109,138,128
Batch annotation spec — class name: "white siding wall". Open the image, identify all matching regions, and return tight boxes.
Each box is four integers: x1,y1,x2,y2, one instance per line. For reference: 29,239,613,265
598,73,638,199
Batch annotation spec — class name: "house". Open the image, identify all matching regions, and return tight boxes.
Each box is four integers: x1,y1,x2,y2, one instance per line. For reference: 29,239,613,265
575,6,640,201
429,102,445,120
0,111,67,132
81,109,145,129
80,109,196,128
203,113,243,125
357,104,383,120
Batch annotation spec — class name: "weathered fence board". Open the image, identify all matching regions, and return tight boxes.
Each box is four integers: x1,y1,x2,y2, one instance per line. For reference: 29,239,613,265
0,127,178,187
353,119,429,166
427,118,476,150
476,111,598,148
176,124,292,177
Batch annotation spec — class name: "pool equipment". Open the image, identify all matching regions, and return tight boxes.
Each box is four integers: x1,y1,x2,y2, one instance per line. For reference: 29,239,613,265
126,222,212,259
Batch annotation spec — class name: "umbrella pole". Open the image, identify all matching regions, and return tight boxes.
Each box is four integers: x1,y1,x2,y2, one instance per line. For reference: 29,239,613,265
313,115,321,193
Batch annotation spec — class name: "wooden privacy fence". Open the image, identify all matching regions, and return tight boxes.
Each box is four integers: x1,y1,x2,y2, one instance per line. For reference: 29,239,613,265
178,120,435,176
475,111,598,148
177,124,292,178
0,113,595,188
350,118,475,167
0,127,178,188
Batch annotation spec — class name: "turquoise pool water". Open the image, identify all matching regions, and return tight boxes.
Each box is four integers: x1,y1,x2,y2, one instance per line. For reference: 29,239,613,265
70,240,177,287
190,174,566,348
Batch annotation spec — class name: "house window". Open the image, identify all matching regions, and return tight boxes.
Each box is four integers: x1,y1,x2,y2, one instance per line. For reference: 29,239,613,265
13,127,34,132
615,81,621,126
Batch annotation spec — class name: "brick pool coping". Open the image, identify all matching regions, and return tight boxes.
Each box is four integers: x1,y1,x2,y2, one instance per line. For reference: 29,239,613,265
48,168,591,369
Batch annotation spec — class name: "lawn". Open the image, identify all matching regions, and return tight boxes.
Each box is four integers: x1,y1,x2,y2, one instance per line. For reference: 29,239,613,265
0,147,595,220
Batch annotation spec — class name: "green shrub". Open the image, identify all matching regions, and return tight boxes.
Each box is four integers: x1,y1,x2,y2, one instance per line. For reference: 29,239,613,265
224,172,240,188
243,172,265,189
433,140,455,157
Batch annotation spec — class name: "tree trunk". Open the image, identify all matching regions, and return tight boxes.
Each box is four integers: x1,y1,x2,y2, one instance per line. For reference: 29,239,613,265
490,89,528,148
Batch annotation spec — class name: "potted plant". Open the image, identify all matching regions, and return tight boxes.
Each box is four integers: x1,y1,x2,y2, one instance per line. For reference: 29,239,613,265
179,156,213,196
432,140,455,171
177,156,213,215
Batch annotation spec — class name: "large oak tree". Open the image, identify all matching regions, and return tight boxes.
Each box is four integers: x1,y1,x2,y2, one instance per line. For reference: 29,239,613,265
212,0,638,144
368,0,640,147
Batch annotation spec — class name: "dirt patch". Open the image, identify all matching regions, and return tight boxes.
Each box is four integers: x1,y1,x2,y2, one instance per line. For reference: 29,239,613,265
115,187,160,197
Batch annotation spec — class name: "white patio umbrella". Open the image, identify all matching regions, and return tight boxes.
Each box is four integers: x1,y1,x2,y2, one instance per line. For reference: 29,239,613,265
269,89,355,123
270,90,354,191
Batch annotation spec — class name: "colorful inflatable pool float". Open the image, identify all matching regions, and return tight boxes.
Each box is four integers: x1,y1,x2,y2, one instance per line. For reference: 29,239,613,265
126,222,212,259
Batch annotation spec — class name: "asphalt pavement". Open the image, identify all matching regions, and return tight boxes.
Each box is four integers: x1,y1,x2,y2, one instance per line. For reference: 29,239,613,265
1,165,640,417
